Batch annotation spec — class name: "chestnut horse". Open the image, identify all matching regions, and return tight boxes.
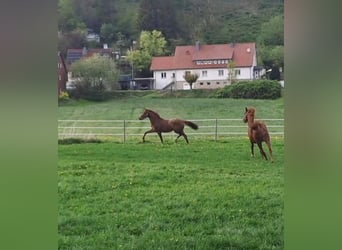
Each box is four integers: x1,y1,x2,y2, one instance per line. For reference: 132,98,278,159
138,109,198,143
243,107,273,162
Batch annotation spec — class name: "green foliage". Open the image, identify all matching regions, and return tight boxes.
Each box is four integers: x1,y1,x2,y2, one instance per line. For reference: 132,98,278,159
259,45,284,67
227,60,237,84
257,14,284,68
100,23,115,43
138,0,178,39
126,30,167,76
58,0,283,54
58,91,70,103
71,54,119,89
139,30,167,56
58,0,86,32
214,80,282,99
58,29,87,57
258,14,284,46
70,54,119,101
183,72,199,90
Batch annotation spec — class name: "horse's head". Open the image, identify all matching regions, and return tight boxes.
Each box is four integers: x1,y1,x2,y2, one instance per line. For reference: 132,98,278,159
139,109,149,120
243,107,255,123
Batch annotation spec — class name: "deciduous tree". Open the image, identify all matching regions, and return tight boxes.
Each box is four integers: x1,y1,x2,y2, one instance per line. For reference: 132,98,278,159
71,54,119,90
126,30,167,77
183,72,199,90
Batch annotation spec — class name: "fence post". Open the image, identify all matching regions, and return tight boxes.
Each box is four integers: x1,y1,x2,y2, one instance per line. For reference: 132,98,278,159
215,118,218,142
123,120,126,143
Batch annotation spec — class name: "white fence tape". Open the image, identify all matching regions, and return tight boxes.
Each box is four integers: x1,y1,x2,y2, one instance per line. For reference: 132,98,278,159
58,118,284,142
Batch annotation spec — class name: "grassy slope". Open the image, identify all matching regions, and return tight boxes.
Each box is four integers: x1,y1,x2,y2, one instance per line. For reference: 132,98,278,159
59,94,284,120
59,139,283,249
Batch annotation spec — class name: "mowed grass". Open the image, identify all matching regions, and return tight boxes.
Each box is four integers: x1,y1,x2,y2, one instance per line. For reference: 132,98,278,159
58,138,283,249
58,95,284,120
59,95,284,249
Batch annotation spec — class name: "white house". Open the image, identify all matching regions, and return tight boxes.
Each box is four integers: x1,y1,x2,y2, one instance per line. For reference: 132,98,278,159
150,42,263,90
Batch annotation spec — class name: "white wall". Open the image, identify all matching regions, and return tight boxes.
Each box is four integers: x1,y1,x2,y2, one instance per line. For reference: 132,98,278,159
154,66,255,89
153,70,175,89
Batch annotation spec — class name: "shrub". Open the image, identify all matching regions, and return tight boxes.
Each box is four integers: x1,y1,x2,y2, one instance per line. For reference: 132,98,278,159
213,80,282,99
68,83,112,101
211,85,232,98
58,91,70,102
58,138,102,144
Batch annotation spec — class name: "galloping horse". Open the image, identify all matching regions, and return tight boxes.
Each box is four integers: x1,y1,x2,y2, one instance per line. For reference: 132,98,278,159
243,107,273,162
138,109,198,143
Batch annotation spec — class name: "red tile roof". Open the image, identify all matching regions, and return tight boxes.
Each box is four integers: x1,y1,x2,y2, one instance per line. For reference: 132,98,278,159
150,42,255,71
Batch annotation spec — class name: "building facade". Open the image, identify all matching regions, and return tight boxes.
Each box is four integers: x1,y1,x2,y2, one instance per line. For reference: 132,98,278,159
150,42,263,90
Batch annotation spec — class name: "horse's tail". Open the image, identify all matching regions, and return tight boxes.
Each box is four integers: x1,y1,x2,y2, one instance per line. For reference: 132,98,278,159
184,120,199,130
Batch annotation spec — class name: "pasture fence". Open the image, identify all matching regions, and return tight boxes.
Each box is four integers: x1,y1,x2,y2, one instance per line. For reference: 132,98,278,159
58,118,284,143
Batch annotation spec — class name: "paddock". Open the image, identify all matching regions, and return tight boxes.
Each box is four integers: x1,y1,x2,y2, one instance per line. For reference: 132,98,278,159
58,118,284,142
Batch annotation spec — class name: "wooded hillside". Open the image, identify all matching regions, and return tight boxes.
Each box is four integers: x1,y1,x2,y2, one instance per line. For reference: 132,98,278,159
58,0,283,75
58,0,283,49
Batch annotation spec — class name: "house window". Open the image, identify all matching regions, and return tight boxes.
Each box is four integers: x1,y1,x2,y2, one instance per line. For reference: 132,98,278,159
172,72,175,78
207,82,211,85
216,82,220,85
218,70,224,76
200,82,203,85
161,72,166,78
202,70,207,77
235,69,241,76
185,71,191,76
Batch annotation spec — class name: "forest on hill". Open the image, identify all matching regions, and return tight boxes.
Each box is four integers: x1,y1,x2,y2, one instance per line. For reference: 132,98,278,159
58,0,283,75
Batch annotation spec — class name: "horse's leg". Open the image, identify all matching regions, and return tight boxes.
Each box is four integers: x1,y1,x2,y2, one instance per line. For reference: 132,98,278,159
250,141,255,157
265,140,273,162
157,132,164,143
175,134,182,142
182,132,189,144
142,129,154,142
257,142,268,160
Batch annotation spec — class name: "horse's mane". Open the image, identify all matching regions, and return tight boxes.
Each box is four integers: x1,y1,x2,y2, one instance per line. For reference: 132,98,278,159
146,109,161,118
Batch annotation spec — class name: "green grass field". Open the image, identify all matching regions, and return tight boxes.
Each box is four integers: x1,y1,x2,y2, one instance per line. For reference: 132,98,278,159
58,94,284,120
58,94,284,249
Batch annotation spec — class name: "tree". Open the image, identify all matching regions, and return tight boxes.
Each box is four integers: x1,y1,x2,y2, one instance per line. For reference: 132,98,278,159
58,29,87,57
58,0,86,32
227,60,237,84
138,0,178,40
100,23,116,44
71,54,119,90
126,30,167,77
257,14,284,69
258,14,284,47
183,72,199,90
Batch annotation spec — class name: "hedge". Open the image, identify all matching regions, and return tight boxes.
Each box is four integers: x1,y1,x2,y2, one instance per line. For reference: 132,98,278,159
213,80,282,99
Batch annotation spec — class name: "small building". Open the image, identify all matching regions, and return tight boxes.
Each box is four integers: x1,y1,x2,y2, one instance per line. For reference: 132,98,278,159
150,42,264,90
